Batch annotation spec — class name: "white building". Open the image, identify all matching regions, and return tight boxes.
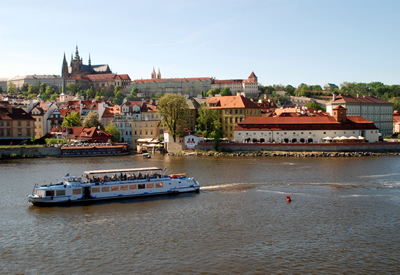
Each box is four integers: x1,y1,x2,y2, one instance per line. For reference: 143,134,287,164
326,94,393,136
234,106,380,143
8,75,62,89
211,72,259,98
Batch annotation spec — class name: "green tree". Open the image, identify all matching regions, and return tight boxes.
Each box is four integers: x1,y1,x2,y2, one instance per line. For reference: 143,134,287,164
85,86,96,99
39,83,47,94
27,84,38,95
50,93,58,101
66,83,81,95
105,124,120,142
7,82,17,95
82,111,103,129
220,87,232,96
21,83,29,93
196,104,218,136
304,101,325,112
157,93,189,142
112,91,125,105
285,85,295,95
130,86,139,97
62,111,82,127
0,86,3,94
114,85,121,95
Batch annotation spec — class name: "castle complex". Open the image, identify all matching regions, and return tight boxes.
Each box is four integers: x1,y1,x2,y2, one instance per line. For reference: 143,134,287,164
61,46,130,91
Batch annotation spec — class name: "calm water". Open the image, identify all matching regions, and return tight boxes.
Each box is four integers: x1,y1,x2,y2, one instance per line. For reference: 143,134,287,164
1,154,400,274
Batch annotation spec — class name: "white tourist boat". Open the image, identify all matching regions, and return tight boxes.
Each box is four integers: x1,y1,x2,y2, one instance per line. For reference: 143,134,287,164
27,167,200,206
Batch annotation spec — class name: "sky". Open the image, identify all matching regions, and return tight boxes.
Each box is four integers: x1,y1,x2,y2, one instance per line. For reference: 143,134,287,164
1,0,399,87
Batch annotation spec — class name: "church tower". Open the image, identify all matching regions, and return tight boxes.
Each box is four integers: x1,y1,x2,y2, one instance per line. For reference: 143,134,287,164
71,45,83,75
157,68,161,79
248,71,258,82
62,53,68,77
151,67,156,79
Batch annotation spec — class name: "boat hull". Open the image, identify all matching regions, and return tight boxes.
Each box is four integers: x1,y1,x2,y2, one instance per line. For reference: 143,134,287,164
28,188,200,206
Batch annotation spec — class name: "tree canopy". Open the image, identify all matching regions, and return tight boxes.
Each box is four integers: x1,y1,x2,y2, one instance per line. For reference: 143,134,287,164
105,124,120,142
196,104,218,137
62,111,82,127
220,87,232,96
82,111,103,129
157,93,189,142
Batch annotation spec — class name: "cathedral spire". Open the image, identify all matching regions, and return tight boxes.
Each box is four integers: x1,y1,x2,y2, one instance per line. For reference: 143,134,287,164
74,45,81,61
151,67,156,79
157,68,161,79
62,52,68,77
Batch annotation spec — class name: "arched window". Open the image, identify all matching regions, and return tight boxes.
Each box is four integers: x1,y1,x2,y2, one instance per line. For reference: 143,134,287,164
292,138,297,143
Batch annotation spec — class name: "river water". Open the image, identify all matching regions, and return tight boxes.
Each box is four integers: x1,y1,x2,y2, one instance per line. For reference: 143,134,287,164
1,154,400,274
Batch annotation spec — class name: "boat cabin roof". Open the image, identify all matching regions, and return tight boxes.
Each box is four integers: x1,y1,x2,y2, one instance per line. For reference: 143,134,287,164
83,167,162,175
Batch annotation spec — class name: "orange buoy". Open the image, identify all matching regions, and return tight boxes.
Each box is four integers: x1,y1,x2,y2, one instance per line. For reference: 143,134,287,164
287,196,292,202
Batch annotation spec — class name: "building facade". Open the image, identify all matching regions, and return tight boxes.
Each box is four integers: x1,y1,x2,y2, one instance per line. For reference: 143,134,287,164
207,95,261,139
7,75,62,90
128,75,213,98
326,94,393,135
234,107,379,143
62,46,130,90
211,72,259,98
0,107,35,140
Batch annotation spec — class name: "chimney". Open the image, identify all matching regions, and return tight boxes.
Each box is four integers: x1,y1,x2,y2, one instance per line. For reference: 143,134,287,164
333,93,336,101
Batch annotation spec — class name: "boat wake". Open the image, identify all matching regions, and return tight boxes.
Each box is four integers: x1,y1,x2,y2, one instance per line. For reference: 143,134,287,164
201,183,256,192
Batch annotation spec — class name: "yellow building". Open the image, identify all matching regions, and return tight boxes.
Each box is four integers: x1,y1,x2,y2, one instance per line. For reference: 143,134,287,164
131,103,162,149
207,95,261,139
0,107,35,140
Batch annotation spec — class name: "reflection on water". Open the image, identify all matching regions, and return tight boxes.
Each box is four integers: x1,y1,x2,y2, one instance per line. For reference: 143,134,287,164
1,154,400,273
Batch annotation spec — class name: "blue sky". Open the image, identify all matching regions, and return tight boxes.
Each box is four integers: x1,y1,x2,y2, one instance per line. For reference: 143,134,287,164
1,0,399,87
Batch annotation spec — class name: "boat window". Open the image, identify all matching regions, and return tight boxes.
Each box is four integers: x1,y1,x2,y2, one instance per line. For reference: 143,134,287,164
101,186,110,192
36,190,45,197
120,185,128,191
56,190,65,196
138,184,145,189
156,182,163,188
147,183,154,188
129,185,137,190
92,187,100,193
73,189,82,195
46,190,55,197
111,186,119,191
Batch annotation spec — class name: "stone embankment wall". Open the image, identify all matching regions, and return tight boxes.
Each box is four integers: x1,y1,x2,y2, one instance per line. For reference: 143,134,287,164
196,142,400,153
0,147,61,158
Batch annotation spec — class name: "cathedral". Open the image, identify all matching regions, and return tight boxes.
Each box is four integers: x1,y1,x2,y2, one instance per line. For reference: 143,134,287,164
61,46,130,91
62,46,112,78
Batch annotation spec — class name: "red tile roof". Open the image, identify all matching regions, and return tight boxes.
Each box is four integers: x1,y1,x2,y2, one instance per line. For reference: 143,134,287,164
208,95,260,109
235,113,377,131
331,95,391,104
249,71,256,78
133,77,212,83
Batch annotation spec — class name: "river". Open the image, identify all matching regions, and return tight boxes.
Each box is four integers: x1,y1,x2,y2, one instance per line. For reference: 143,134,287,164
1,154,400,274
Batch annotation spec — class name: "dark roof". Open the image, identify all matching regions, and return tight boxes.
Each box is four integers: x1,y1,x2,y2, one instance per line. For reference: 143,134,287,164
0,107,35,121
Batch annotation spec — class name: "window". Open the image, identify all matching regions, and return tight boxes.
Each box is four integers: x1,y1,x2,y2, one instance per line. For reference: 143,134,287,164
0,122,3,126
138,184,145,189
18,121,21,126
6,122,10,126
27,121,30,126
156,182,163,188
56,190,66,196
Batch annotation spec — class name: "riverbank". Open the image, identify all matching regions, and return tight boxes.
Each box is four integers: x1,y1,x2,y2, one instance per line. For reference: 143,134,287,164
168,150,395,157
